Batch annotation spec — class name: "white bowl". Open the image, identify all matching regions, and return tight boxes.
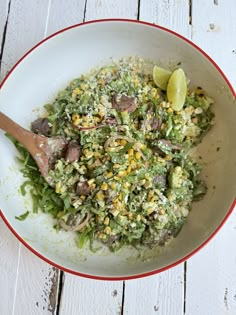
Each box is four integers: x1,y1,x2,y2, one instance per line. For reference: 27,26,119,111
0,19,235,280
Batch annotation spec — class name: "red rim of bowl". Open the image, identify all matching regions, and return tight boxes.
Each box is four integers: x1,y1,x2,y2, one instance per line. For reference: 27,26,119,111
0,18,235,281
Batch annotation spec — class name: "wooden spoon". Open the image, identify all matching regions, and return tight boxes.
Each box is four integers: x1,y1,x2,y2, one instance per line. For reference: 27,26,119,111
0,112,67,184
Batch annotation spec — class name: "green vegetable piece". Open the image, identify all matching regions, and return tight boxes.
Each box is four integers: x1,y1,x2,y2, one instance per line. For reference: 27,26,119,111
15,211,30,221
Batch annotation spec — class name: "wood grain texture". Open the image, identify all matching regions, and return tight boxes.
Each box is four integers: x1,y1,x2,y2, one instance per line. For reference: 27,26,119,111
85,0,138,20
185,211,236,315
0,0,50,82
0,219,20,315
185,1,236,313
122,2,187,314
46,0,86,36
123,265,184,315
139,0,191,38
191,0,236,87
59,275,123,315
0,0,10,53
12,245,60,314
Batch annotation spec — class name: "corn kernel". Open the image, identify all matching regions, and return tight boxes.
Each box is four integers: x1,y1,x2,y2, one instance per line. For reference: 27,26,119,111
118,170,127,177
104,226,111,235
105,171,113,178
80,83,88,90
88,178,95,186
128,148,134,157
135,152,141,160
159,209,165,215
165,155,172,161
110,182,116,190
83,149,94,159
80,195,86,200
96,191,105,201
123,182,130,189
127,166,132,174
73,87,82,95
101,182,108,190
55,182,62,194
120,139,127,146
98,233,107,240
136,214,141,221
110,209,120,217
98,111,105,118
147,208,154,214
128,212,133,219
72,113,81,126
113,163,121,169
167,108,173,113
104,217,110,225
145,134,150,140
90,183,96,190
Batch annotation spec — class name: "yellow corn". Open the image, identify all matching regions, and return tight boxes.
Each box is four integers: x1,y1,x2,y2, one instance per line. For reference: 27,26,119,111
110,182,116,190
128,148,134,157
101,182,108,191
105,171,113,178
104,217,110,225
55,182,62,194
147,208,154,215
72,113,81,126
104,226,111,235
165,155,172,161
135,152,141,160
73,87,82,95
167,108,173,113
136,214,141,222
126,166,132,174
98,233,107,240
123,182,130,189
118,170,127,177
118,192,123,201
113,163,121,169
110,209,120,217
120,139,127,146
96,191,105,201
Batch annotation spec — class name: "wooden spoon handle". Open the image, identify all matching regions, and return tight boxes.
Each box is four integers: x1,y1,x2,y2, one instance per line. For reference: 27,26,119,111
0,112,39,155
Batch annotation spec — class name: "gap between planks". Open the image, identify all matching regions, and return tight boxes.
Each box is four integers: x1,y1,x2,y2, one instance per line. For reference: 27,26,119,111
0,0,11,72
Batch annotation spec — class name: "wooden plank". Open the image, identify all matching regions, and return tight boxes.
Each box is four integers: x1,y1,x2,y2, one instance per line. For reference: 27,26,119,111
122,1,188,314
13,246,61,314
0,1,63,314
191,0,236,87
139,0,191,38
46,0,86,36
0,0,50,82
0,219,20,315
57,2,135,313
185,1,236,313
185,212,236,314
60,275,123,315
124,266,184,315
85,0,138,20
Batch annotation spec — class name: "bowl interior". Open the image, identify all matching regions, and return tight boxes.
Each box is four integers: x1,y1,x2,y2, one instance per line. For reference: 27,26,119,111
0,21,235,279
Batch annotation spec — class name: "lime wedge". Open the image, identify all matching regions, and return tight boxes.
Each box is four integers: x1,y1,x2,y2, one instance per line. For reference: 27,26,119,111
153,65,172,90
167,68,187,111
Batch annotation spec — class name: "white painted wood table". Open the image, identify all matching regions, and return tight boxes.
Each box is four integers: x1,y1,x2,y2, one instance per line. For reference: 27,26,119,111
0,1,236,314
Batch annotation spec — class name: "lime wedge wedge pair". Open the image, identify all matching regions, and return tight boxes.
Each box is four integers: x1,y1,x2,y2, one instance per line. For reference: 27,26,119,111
153,65,187,111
